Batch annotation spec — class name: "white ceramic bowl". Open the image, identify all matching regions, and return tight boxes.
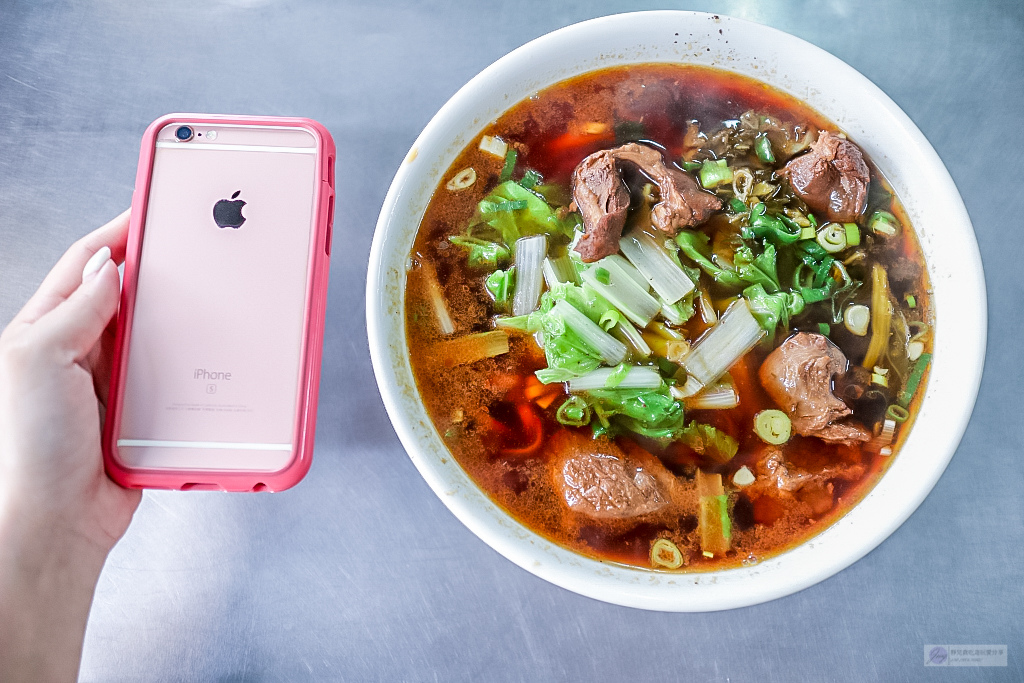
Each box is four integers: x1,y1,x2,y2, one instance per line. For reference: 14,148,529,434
367,11,986,611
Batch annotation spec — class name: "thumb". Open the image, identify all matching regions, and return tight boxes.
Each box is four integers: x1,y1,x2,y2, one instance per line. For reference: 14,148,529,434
34,247,121,361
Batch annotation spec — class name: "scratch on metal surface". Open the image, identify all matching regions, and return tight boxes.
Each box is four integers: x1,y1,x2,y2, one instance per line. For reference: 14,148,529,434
5,74,44,92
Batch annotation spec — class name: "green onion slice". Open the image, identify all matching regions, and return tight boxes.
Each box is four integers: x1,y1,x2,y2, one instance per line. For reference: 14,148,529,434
481,199,528,213
816,223,848,253
754,134,775,164
886,404,910,423
897,352,932,408
556,396,591,427
650,538,685,570
499,147,517,182
754,409,792,444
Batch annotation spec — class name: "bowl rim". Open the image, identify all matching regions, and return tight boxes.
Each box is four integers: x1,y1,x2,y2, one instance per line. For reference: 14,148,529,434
366,10,987,611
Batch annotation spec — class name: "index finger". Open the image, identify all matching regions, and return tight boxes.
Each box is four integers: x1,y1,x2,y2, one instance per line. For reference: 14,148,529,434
12,209,131,327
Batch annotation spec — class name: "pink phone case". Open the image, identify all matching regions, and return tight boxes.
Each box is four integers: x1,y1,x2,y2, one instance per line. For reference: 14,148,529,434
102,114,335,492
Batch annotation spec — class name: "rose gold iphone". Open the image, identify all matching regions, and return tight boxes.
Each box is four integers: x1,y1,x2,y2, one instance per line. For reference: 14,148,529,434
103,114,335,492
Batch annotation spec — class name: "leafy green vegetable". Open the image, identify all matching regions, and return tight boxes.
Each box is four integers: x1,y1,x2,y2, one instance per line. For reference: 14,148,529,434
485,267,515,311
582,385,687,441
675,230,746,288
676,231,785,296
448,236,510,269
743,203,801,245
743,284,804,343
678,421,739,464
733,243,780,293
497,284,627,383
474,180,578,247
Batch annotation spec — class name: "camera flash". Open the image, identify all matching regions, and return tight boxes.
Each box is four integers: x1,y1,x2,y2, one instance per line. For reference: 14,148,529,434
206,130,218,141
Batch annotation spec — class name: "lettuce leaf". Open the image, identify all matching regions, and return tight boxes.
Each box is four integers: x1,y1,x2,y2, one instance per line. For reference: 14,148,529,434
678,421,739,464
474,180,580,246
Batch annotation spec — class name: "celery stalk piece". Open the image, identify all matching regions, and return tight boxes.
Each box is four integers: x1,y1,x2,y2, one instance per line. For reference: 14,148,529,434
550,300,627,366
683,298,765,386
435,330,509,367
684,378,739,410
697,469,731,556
567,365,662,392
420,261,455,335
612,319,652,358
619,231,696,304
512,235,547,316
603,254,649,292
542,253,579,289
580,256,662,328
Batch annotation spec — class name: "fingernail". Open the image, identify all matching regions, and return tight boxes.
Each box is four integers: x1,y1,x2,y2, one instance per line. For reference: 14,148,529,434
82,246,111,283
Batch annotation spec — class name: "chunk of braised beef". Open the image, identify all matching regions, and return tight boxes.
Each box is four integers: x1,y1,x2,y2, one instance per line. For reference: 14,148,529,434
548,430,682,520
751,448,866,495
570,143,721,262
609,143,723,234
780,131,870,223
570,150,630,262
758,332,871,445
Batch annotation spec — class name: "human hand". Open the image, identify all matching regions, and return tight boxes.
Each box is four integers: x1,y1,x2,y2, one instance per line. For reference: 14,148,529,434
0,210,142,681
0,209,142,546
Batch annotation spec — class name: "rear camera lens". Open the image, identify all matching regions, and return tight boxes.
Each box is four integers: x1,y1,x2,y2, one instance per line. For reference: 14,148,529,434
175,125,194,142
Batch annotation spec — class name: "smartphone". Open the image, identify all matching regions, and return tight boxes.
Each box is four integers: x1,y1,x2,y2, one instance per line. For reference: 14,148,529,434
102,114,335,491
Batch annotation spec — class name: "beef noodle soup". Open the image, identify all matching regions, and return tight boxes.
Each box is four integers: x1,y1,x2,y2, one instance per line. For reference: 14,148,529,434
405,64,932,571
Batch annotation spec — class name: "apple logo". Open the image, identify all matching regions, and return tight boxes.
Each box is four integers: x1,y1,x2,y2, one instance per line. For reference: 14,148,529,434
213,190,246,229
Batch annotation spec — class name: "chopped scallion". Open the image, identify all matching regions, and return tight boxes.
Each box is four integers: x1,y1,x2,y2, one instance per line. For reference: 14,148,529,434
816,223,848,253
868,210,900,237
799,226,816,241
818,322,831,336
844,222,861,246
754,134,775,163
897,352,931,408
681,160,702,172
446,167,477,191
699,158,733,189
886,404,910,423
481,199,528,213
754,409,791,445
905,293,917,308
729,198,748,213
499,147,517,182
844,304,870,336
519,169,542,190
556,396,591,427
650,538,685,570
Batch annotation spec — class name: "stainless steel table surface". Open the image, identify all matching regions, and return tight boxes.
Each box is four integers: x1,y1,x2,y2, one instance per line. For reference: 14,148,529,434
1,1,1020,681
